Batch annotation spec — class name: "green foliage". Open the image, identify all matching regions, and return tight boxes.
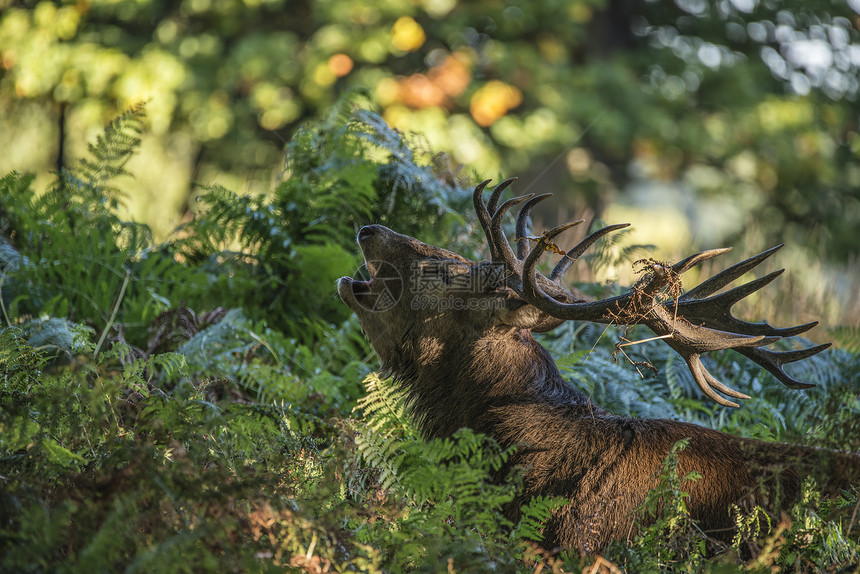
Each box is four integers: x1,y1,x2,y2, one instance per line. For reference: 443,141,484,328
0,105,209,347
353,372,420,491
1,105,858,573
782,481,860,570
731,504,772,551
0,330,337,571
731,480,860,573
73,102,146,206
174,94,470,336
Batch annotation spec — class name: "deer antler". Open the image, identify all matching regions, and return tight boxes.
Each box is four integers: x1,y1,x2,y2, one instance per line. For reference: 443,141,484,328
474,179,830,407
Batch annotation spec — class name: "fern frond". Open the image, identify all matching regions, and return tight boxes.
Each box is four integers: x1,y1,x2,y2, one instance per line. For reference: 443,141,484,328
355,373,415,438
513,496,567,543
0,327,48,389
73,103,146,206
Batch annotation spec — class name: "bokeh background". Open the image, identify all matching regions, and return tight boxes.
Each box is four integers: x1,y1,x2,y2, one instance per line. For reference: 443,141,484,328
1,0,858,327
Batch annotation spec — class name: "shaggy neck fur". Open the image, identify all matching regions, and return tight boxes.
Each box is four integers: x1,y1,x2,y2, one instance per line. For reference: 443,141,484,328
388,325,595,439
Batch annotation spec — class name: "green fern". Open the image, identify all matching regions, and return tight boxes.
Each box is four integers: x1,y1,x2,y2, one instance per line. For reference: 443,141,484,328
72,102,145,207
513,496,568,544
0,326,48,389
778,479,860,570
353,373,418,491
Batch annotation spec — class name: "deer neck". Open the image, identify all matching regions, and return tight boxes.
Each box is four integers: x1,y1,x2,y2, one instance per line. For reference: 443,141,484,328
391,325,590,439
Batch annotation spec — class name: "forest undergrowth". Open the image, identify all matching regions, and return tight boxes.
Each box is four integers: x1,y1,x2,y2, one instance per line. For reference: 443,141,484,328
1,100,858,572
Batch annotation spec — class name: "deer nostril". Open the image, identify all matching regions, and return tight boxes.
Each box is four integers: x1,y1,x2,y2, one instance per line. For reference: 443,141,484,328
358,226,375,241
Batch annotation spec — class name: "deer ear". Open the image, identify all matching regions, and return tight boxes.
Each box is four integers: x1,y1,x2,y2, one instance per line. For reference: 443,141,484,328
496,298,565,332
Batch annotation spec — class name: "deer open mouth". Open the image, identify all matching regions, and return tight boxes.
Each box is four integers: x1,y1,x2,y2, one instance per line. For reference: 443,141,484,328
338,263,403,314
347,254,377,293
336,251,378,311
338,267,394,313
338,225,408,313
338,229,376,303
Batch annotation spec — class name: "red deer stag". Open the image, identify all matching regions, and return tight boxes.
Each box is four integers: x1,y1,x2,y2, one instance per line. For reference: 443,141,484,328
337,178,860,553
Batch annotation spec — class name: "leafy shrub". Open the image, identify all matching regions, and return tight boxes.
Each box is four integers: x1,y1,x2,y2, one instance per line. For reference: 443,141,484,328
1,96,470,349
173,94,473,338
0,103,858,573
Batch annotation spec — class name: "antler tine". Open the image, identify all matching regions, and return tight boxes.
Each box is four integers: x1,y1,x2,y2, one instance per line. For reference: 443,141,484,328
736,344,830,390
488,177,518,215
474,178,520,262
686,354,750,408
551,223,631,282
490,194,537,274
516,194,553,259
671,247,733,275
521,225,632,320
493,194,538,223
473,179,495,255
682,244,784,301
546,220,587,240
678,270,814,338
472,179,493,222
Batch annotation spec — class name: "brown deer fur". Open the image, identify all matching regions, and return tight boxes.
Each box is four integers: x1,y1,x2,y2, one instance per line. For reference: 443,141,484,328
337,183,860,553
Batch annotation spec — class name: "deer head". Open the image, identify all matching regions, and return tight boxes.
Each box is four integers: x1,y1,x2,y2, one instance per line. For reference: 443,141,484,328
336,222,530,377
338,178,828,410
